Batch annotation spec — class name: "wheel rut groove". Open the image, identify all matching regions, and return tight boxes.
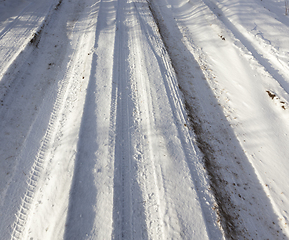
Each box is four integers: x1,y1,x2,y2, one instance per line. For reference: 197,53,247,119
111,0,136,238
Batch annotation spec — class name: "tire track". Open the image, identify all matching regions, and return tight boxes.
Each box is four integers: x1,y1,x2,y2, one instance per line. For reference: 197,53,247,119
111,0,134,238
130,2,165,239
11,76,68,239
63,0,120,238
144,2,223,238
112,1,165,238
130,1,221,239
10,46,80,240
9,1,92,237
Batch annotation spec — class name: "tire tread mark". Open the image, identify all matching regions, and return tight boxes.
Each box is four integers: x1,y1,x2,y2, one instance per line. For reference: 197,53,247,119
10,46,78,240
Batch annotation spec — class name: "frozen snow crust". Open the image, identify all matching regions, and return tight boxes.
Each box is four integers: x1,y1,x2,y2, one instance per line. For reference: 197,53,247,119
0,0,288,239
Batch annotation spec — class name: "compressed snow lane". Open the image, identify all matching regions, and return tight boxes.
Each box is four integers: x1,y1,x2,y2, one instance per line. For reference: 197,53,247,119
0,0,222,239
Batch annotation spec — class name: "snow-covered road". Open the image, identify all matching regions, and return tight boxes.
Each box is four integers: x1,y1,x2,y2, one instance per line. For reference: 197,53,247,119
0,0,289,239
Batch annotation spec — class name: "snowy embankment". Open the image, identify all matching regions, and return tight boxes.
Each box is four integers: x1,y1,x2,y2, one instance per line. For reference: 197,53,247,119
0,0,289,239
151,0,289,238
0,0,59,80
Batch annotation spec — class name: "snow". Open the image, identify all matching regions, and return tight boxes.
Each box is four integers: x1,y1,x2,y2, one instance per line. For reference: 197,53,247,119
0,0,288,239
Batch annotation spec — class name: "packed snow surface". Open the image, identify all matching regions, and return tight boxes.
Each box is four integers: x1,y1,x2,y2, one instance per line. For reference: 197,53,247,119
0,0,289,239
